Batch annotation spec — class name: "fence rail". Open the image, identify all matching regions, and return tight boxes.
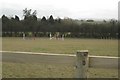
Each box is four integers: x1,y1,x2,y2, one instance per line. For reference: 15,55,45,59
1,50,119,69
89,55,119,69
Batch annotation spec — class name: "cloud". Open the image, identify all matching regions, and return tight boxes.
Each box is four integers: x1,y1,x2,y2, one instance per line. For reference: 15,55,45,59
0,0,119,19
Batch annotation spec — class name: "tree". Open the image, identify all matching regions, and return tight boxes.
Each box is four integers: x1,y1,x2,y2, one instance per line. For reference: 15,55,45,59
32,10,37,16
48,15,54,24
86,19,94,22
23,8,37,21
22,8,37,32
15,15,20,21
2,15,10,33
41,16,47,22
2,15,9,23
23,8,31,18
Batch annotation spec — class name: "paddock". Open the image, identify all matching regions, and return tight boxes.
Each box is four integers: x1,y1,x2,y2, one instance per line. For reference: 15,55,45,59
1,37,119,78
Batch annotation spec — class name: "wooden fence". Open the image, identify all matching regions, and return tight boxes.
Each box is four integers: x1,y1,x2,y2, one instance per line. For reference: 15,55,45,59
1,50,119,78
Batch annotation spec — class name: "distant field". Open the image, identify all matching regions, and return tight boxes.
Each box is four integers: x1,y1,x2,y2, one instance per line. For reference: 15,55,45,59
2,37,118,56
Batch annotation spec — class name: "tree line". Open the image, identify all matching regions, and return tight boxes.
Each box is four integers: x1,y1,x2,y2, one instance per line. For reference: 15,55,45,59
2,8,119,39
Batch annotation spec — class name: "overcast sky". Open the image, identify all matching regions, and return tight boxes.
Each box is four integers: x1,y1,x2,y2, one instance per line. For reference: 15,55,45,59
0,0,119,20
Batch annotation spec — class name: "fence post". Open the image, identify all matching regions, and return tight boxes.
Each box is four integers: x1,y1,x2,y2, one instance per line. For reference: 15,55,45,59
75,50,88,78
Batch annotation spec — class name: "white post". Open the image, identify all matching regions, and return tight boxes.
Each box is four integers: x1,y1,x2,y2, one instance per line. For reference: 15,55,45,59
23,33,25,40
62,34,64,41
50,33,52,40
75,50,88,78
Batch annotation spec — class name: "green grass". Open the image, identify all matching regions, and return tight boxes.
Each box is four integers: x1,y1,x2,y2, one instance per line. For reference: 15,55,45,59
2,37,118,78
2,37,118,56
3,62,118,78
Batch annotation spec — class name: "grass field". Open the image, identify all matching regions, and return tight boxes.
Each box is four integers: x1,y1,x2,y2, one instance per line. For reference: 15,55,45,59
2,62,118,78
2,37,118,78
2,37,118,56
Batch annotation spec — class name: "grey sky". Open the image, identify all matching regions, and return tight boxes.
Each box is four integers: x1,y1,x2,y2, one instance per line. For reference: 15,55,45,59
0,0,119,20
